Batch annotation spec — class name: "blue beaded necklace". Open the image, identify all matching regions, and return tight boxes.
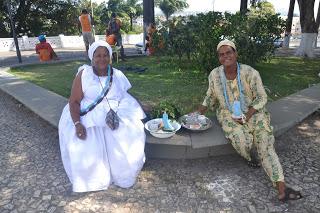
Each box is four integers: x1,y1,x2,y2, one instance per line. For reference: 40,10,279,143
220,62,246,113
80,65,111,115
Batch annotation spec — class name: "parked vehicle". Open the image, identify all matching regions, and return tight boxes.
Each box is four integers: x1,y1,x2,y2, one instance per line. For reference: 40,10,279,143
135,42,144,54
274,38,283,48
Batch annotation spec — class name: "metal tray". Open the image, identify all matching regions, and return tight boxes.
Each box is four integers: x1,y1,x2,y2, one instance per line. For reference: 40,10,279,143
178,114,212,131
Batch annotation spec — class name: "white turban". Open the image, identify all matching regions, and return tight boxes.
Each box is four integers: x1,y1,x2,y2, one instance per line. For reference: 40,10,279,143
217,39,236,51
88,40,113,61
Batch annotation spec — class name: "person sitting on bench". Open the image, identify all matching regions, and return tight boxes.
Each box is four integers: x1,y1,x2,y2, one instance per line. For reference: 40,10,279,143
35,35,59,61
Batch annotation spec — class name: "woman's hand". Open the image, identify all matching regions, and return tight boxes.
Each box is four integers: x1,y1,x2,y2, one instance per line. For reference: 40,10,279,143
245,107,257,122
233,107,256,125
232,115,246,125
75,123,87,140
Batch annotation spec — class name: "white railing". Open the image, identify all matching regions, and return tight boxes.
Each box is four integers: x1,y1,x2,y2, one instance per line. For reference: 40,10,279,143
0,34,144,52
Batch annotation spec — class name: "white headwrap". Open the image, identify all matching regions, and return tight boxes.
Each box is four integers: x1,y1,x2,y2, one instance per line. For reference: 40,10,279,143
88,40,113,61
217,39,237,51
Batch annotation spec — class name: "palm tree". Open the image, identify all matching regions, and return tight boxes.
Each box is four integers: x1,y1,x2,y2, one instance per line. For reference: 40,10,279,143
250,0,261,7
122,0,143,31
158,0,188,20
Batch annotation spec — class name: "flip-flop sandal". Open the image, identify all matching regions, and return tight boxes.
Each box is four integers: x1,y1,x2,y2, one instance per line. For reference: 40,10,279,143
247,148,261,168
247,159,261,168
279,187,302,202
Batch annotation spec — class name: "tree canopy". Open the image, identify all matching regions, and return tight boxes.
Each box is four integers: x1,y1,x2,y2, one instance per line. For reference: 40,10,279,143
1,0,79,37
157,0,189,20
249,0,276,16
0,0,144,38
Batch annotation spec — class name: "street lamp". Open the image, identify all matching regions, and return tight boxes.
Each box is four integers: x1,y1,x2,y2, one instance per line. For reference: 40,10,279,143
6,0,22,63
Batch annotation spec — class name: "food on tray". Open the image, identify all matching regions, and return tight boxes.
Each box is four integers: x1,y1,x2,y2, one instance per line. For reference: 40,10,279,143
157,121,164,129
179,114,212,131
189,123,201,129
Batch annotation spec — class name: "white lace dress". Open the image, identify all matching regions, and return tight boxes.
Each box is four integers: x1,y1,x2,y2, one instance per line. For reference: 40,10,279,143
59,65,146,192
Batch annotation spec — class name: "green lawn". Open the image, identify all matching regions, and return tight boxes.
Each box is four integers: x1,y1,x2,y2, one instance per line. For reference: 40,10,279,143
8,56,320,115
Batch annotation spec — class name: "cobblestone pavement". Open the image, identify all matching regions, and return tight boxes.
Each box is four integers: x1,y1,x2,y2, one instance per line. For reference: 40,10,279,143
0,90,319,213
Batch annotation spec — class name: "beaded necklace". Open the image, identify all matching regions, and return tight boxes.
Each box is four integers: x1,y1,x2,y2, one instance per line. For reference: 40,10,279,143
220,62,246,114
80,65,111,116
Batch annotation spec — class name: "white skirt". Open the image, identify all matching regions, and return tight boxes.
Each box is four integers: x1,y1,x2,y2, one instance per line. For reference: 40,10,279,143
59,102,146,192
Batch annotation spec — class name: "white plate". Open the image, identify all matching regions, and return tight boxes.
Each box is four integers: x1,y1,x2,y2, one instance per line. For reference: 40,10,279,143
179,114,212,131
144,118,181,138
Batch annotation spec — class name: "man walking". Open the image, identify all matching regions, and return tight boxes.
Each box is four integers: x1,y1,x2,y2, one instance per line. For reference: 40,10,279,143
78,9,95,57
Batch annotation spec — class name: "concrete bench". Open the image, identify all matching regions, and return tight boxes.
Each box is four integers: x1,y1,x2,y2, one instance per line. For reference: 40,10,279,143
1,68,319,159
146,84,320,158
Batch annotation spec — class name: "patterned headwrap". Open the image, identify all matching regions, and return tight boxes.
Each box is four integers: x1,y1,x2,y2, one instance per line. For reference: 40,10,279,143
217,39,236,51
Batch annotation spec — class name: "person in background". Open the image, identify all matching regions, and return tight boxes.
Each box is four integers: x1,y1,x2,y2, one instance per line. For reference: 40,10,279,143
35,35,59,61
108,12,125,61
78,9,95,57
105,29,116,46
145,23,156,55
196,39,302,202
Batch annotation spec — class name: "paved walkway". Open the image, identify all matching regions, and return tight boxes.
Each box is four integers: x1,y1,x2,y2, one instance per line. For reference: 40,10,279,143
0,89,319,212
275,47,320,57
0,44,142,67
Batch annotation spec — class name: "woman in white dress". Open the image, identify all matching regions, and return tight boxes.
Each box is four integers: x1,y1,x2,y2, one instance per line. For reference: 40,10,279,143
59,40,146,192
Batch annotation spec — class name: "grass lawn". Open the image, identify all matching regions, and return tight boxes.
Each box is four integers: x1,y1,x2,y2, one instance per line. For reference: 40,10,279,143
8,56,320,115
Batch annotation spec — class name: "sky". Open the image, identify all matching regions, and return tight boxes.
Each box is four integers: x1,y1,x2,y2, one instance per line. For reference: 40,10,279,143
185,0,300,14
183,0,319,16
93,0,320,16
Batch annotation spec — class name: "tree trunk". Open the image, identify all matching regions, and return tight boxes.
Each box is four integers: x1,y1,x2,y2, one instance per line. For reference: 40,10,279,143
295,0,317,57
283,0,295,48
143,0,155,48
316,1,320,30
315,1,320,47
240,0,248,15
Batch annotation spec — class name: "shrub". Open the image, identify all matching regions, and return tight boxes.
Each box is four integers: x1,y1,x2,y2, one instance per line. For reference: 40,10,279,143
152,12,285,74
150,101,181,120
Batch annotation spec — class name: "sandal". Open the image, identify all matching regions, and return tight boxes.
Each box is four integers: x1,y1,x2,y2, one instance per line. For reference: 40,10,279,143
247,159,261,168
279,187,302,202
247,148,261,168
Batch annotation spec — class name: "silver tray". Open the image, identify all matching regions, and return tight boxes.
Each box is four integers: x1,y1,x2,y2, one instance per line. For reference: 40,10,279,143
178,114,212,131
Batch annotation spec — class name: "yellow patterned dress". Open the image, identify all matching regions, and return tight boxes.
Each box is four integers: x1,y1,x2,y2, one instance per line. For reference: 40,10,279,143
202,64,284,183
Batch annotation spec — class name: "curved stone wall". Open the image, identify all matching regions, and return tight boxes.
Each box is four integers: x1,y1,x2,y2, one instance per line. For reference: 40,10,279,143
0,34,144,52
